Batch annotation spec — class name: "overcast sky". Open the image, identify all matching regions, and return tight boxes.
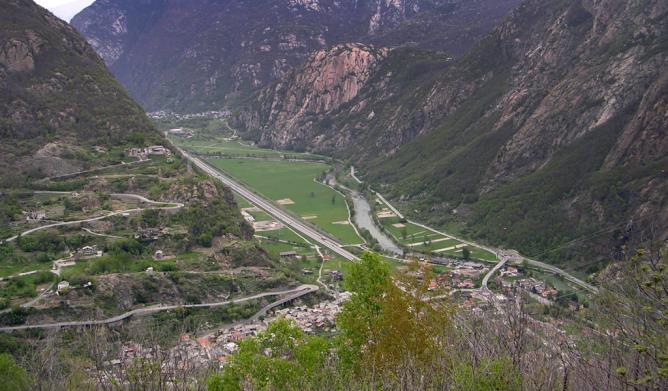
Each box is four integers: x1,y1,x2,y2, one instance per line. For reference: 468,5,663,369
34,0,96,22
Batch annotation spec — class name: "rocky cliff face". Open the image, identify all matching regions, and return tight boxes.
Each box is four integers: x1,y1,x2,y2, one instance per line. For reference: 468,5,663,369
0,0,158,185
240,43,389,149
237,0,668,262
71,0,520,111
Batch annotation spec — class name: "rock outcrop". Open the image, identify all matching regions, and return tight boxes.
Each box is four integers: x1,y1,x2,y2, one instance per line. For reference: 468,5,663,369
242,43,389,149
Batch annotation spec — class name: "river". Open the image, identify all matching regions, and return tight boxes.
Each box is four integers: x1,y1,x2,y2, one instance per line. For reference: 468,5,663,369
326,172,402,255
349,190,403,255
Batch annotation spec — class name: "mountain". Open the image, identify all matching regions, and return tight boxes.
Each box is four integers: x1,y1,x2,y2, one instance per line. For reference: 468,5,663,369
0,0,159,186
235,0,668,264
71,0,521,112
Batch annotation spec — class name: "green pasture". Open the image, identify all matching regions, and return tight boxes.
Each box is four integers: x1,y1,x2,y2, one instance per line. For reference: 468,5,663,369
208,159,363,245
257,228,310,246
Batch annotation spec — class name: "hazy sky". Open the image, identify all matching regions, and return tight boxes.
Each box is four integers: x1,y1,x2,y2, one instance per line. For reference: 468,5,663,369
34,0,96,22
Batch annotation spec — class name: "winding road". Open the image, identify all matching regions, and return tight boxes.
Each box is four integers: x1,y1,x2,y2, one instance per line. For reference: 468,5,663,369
2,192,184,244
0,284,318,332
174,144,358,262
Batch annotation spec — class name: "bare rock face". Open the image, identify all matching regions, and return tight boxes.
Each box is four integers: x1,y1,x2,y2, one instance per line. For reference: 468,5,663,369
485,0,668,183
163,180,223,203
1,38,35,71
253,43,388,149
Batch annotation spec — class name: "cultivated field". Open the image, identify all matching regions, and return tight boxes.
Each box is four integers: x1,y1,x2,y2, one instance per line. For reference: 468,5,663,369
208,158,364,245
377,215,497,262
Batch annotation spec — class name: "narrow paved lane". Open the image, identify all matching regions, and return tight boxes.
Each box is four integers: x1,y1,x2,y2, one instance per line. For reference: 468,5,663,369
2,192,183,244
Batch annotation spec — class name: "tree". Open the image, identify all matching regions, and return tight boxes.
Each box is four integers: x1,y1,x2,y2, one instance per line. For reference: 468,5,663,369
462,247,471,260
212,319,333,390
0,354,32,391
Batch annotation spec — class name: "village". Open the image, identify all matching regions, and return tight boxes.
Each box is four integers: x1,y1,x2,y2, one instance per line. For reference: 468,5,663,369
100,250,569,373
107,292,352,370
148,110,231,121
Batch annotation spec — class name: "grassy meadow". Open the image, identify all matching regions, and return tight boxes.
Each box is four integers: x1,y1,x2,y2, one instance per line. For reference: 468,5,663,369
209,158,363,245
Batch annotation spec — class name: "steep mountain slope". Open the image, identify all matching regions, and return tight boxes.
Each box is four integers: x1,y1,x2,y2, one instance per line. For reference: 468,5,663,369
71,0,520,111
236,0,668,264
0,0,158,185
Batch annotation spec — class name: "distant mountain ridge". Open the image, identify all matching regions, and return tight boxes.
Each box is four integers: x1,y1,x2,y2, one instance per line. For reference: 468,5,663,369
71,0,521,112
0,0,158,185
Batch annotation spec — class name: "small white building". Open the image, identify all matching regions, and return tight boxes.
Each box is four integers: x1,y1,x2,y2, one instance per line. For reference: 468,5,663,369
78,245,98,256
154,250,164,260
147,145,170,155
57,281,70,294
25,210,46,221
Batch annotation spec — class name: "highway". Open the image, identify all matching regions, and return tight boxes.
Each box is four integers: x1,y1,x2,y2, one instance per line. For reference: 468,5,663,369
0,285,318,332
174,145,358,261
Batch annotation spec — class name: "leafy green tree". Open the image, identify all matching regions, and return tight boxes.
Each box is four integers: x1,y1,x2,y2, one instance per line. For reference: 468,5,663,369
212,318,333,390
462,247,471,260
0,353,32,391
337,252,392,371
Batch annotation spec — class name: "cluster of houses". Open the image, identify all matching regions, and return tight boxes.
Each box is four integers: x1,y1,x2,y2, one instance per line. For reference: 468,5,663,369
271,294,350,333
148,110,230,121
110,293,353,370
425,260,490,291
127,145,171,161
513,278,559,299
